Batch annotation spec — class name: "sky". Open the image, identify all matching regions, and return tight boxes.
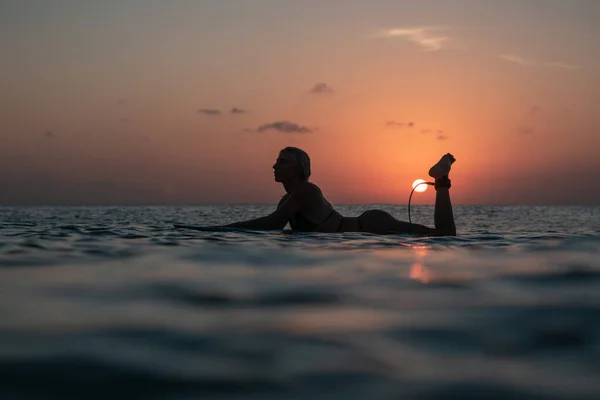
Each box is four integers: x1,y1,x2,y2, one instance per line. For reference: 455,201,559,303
1,0,599,205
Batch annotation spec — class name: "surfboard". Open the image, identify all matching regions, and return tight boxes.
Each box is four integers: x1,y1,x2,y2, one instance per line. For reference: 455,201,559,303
173,224,294,234
174,224,241,232
174,224,281,233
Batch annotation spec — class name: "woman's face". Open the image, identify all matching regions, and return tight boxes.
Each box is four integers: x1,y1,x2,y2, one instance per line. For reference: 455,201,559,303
273,152,300,182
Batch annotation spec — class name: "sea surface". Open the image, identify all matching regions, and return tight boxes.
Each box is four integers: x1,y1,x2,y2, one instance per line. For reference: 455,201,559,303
1,205,600,399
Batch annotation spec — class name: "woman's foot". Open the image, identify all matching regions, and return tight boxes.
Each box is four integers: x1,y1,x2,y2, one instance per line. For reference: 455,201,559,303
428,153,456,179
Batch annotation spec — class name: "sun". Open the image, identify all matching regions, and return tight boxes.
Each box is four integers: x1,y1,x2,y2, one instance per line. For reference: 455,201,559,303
412,179,428,193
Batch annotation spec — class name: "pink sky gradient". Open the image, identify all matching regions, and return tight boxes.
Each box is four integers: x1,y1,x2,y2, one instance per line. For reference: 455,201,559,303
1,0,599,205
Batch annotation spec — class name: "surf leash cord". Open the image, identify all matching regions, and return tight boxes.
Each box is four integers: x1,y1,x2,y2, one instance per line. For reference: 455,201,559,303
407,181,435,229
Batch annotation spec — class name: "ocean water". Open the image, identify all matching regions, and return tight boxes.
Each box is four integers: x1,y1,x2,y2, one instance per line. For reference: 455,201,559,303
1,205,600,400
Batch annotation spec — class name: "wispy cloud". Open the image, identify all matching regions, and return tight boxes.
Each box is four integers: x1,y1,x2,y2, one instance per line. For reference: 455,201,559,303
255,121,312,134
529,104,572,116
498,54,580,70
377,26,450,51
230,107,246,114
423,129,447,139
309,83,334,94
385,121,414,128
385,121,448,138
197,108,221,116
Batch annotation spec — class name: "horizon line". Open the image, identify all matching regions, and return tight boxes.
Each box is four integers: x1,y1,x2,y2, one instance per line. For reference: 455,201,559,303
1,203,598,207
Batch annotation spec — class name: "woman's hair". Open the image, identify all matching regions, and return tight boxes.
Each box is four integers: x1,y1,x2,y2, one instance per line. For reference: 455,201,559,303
280,146,311,180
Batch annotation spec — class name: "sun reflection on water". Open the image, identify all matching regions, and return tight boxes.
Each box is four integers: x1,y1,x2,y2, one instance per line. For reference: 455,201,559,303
409,245,431,283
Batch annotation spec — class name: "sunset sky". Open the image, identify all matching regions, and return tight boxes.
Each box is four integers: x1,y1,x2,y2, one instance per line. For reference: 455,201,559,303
1,0,599,205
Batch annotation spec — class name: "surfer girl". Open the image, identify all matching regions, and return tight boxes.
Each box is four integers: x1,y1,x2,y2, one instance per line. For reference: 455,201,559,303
223,147,456,236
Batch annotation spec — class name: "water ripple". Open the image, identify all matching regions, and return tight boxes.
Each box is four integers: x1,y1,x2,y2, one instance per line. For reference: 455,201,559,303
1,205,600,399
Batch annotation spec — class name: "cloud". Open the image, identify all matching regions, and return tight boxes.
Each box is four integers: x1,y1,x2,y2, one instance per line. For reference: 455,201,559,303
255,121,312,134
529,105,541,115
197,108,221,116
230,107,246,114
518,127,535,135
386,121,447,138
309,83,334,94
529,104,572,116
385,121,414,128
377,26,450,51
498,54,580,70
414,127,447,138
498,54,532,66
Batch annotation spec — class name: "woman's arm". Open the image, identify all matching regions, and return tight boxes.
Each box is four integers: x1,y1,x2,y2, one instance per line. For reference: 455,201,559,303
225,215,285,230
222,188,311,230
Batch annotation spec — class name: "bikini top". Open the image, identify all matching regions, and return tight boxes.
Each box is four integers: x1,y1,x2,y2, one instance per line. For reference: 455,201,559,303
278,193,338,232
289,209,337,232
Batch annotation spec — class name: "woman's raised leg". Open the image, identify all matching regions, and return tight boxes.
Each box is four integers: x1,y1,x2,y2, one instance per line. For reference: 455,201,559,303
356,153,456,236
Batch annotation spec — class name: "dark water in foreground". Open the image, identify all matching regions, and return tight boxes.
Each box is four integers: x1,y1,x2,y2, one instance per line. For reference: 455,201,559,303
1,205,600,399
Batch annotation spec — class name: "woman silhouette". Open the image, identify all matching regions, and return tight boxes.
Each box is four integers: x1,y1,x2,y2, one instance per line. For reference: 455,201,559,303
224,147,456,235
